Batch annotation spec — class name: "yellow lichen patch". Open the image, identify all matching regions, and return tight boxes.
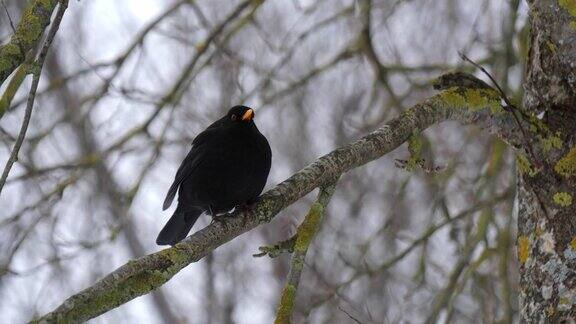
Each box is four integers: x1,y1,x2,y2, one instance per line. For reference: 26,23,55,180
555,146,576,177
156,246,189,276
274,284,296,324
194,41,206,51
540,134,563,152
464,89,487,108
523,111,551,134
516,153,539,177
437,87,502,114
546,305,556,317
408,131,422,158
553,192,573,207
439,88,467,107
518,235,530,264
559,297,571,310
570,237,576,250
559,0,576,16
403,130,423,171
546,41,558,55
294,203,323,252
559,0,576,29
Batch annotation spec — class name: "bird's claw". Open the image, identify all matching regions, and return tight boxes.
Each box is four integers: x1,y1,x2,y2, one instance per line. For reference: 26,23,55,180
236,202,256,216
210,213,229,225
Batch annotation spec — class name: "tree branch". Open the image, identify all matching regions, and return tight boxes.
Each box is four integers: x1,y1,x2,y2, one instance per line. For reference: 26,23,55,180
274,183,337,324
32,73,520,323
0,0,59,87
0,0,68,196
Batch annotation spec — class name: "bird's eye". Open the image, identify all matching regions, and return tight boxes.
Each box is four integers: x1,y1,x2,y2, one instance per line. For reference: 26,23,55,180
231,114,237,121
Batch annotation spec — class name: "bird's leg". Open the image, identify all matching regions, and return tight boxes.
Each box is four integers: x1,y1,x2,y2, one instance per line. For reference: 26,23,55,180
236,203,253,216
209,206,237,226
210,199,260,226
210,214,227,225
209,206,226,225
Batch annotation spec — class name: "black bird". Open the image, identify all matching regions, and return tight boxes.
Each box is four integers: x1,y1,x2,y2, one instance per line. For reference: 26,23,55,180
157,106,272,246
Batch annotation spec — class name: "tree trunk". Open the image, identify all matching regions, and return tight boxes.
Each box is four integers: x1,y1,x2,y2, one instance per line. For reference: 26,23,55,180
519,0,576,321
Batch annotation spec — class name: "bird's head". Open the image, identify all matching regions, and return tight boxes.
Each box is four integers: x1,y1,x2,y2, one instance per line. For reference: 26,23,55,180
226,105,254,124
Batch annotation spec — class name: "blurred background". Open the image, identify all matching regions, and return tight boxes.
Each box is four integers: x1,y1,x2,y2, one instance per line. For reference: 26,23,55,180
0,0,526,322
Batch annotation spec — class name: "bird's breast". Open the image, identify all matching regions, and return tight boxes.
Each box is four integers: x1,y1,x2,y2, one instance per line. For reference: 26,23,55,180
178,123,270,212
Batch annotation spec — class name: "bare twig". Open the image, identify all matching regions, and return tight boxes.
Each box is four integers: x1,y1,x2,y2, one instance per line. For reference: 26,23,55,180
1,0,16,33
338,306,363,324
458,53,511,106
304,190,512,314
0,0,68,195
459,52,541,168
425,208,493,324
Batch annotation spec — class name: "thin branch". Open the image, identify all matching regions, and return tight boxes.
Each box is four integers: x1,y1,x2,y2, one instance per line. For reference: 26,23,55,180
359,0,404,111
338,306,363,324
4,0,257,187
303,190,512,313
101,0,258,155
459,53,511,106
274,183,337,324
1,0,16,33
425,208,494,324
0,0,68,196
459,52,541,168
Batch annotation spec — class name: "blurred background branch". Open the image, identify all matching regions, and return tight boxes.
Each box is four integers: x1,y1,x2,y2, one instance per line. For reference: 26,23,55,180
0,0,68,196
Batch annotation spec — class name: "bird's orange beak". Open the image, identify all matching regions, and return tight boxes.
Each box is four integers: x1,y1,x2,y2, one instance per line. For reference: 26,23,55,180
241,108,254,121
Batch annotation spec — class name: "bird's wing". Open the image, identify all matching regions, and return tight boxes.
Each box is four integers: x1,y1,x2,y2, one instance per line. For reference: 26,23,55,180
162,127,220,210
202,115,227,132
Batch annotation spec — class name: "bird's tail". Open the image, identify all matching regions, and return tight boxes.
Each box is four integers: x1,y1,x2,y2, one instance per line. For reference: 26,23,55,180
156,205,203,246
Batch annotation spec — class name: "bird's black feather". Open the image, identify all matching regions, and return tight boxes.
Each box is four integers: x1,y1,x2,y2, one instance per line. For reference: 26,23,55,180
157,106,271,245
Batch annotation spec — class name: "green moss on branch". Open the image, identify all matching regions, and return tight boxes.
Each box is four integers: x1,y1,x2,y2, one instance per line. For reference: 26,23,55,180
274,184,336,323
553,192,573,207
0,64,28,117
517,153,540,176
0,0,59,86
434,87,503,114
274,285,296,324
293,203,323,252
559,0,576,29
555,146,576,177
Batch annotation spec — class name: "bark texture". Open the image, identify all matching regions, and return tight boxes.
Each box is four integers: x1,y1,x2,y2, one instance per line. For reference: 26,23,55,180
0,0,59,87
518,0,576,321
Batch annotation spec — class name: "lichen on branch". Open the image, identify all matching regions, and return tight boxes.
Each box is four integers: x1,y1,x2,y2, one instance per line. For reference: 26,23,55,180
0,0,59,87
274,184,336,324
555,146,576,178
